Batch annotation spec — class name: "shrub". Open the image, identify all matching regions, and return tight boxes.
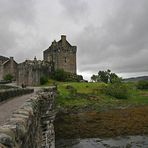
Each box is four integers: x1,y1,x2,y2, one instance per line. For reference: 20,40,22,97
3,74,13,81
104,83,129,99
137,81,148,90
40,76,48,85
51,69,67,81
51,69,83,82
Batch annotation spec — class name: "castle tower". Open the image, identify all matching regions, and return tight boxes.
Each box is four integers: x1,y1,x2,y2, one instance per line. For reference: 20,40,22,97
43,35,77,74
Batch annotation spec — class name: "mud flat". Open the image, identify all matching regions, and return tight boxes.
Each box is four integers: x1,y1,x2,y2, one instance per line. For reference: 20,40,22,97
55,106,148,147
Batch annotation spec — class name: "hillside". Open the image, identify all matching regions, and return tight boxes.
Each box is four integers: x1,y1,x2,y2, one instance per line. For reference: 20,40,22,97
124,76,148,82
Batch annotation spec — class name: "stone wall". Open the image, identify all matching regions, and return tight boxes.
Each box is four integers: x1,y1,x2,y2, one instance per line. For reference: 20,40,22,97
0,88,34,102
0,87,56,148
17,59,51,86
0,65,3,80
0,57,18,81
2,57,18,81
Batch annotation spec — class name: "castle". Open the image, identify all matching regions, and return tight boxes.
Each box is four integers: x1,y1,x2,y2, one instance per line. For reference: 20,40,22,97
44,35,77,74
0,35,77,86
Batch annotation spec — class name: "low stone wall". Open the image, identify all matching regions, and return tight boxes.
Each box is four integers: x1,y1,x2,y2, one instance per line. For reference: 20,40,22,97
0,85,18,90
0,88,34,102
0,87,56,148
0,81,11,85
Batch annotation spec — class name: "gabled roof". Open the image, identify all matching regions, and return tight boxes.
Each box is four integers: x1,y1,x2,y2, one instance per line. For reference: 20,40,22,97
0,56,9,64
0,56,18,66
44,35,75,53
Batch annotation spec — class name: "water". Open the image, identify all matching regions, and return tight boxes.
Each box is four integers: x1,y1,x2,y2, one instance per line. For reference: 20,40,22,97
56,135,148,148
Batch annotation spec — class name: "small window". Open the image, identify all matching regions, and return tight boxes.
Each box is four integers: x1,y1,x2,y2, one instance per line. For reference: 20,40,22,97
64,57,67,63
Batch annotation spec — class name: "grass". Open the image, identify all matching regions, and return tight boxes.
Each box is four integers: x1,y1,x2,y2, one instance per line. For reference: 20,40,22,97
54,81,148,112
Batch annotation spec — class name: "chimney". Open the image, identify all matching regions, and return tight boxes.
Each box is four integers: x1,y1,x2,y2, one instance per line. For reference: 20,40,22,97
52,40,56,46
61,35,66,46
10,57,14,61
61,35,66,41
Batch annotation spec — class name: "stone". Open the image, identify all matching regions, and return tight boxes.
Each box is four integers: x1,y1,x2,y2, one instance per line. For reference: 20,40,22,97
0,133,14,147
0,87,56,147
0,56,17,81
43,35,77,74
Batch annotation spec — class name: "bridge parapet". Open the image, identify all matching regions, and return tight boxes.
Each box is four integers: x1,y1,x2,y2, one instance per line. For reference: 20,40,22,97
0,86,56,148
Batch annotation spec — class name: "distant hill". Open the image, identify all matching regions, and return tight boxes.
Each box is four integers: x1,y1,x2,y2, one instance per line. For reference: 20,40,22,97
123,76,148,82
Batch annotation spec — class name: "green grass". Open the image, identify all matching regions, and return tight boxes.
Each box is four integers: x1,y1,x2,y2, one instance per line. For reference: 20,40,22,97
55,82,148,112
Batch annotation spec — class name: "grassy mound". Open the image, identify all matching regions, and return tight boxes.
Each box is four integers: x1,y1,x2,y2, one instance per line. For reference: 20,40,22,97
55,82,148,112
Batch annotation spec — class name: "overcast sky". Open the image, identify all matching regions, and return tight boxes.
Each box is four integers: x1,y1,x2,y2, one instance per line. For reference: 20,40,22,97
0,0,148,80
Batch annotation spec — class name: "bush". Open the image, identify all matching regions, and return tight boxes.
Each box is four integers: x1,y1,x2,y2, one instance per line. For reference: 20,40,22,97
137,81,148,90
103,83,129,99
40,76,48,85
3,74,13,81
51,69,83,82
51,69,67,81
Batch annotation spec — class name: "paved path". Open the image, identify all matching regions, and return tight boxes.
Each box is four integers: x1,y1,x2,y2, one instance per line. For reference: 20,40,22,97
0,87,41,125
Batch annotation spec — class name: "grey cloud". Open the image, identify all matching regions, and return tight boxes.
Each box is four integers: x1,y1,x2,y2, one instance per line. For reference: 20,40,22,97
0,0,36,56
76,0,148,74
60,0,89,22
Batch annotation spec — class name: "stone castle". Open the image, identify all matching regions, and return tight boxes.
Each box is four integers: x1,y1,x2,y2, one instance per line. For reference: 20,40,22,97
0,35,77,86
44,35,77,74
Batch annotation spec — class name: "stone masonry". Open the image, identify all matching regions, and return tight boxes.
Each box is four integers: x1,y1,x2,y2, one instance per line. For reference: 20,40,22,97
0,87,56,148
0,56,18,81
43,35,77,74
17,58,51,86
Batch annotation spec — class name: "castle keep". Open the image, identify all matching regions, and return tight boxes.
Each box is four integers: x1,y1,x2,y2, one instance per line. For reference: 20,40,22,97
0,35,77,86
43,35,77,74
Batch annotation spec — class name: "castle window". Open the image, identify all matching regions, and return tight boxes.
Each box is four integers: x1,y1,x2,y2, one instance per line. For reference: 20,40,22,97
64,57,67,63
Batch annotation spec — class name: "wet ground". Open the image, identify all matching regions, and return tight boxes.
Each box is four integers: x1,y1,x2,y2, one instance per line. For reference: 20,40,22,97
56,136,148,148
55,106,148,147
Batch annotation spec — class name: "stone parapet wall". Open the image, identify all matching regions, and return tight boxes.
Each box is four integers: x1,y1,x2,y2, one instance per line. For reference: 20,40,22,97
0,88,34,102
0,87,56,148
0,85,18,90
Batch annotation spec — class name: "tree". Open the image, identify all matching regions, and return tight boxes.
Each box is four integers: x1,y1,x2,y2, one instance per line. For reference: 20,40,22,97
91,75,98,82
97,69,121,84
98,70,110,83
110,72,121,83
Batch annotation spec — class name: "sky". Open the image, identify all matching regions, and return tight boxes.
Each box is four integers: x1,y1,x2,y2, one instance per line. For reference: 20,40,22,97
0,0,148,80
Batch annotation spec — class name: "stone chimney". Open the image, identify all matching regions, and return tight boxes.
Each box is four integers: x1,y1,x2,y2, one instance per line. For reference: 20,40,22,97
61,35,66,41
10,57,14,61
34,56,37,61
52,40,57,46
61,35,66,46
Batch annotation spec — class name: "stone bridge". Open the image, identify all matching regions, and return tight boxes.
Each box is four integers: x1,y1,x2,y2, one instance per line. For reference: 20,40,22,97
0,86,56,148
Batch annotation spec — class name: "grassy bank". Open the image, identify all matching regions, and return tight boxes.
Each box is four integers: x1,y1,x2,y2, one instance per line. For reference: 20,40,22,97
54,82,148,139
55,82,148,112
